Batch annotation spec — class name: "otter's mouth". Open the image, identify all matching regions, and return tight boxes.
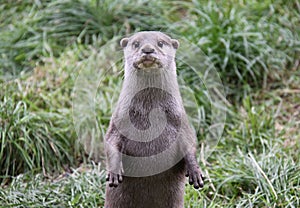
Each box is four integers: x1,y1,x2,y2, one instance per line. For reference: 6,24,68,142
133,55,162,69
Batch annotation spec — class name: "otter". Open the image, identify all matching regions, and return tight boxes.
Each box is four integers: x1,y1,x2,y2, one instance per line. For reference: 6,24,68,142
104,31,204,208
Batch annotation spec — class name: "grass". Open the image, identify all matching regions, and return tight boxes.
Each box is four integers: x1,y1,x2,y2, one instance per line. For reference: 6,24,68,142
0,164,106,207
0,0,299,207
0,97,75,182
0,0,176,77
171,0,300,101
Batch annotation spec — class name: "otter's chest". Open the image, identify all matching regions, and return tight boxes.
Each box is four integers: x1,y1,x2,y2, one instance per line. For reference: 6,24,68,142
119,87,182,157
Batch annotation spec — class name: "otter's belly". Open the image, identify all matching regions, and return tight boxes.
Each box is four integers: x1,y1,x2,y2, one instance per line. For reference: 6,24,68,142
104,160,185,208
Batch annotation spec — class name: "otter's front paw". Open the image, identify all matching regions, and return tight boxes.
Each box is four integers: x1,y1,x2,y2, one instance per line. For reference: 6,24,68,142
106,171,123,187
186,166,205,189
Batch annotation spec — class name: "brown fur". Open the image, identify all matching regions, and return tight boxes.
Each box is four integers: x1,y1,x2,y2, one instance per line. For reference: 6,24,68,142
104,31,204,208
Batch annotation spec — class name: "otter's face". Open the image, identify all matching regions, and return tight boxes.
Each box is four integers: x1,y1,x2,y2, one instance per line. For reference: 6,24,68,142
120,31,179,71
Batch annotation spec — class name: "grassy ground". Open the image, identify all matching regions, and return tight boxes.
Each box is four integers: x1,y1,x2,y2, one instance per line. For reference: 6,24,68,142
0,0,299,207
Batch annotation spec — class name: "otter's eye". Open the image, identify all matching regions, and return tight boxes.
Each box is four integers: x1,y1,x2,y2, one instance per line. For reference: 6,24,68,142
157,41,164,48
132,41,140,49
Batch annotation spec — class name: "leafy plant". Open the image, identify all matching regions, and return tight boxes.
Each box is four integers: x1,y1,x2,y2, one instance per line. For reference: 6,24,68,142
0,97,76,184
171,0,300,100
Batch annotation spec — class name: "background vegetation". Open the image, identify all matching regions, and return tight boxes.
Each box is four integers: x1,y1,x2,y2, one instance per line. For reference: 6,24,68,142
0,0,299,207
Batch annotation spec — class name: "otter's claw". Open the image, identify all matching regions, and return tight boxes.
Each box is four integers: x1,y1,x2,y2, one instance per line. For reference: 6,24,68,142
106,171,123,187
186,167,205,189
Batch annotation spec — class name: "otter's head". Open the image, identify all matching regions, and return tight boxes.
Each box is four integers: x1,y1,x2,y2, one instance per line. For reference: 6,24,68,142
120,31,179,72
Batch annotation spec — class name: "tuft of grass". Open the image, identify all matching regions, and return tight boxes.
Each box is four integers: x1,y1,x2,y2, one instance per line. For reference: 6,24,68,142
0,0,178,77
225,97,276,154
0,164,106,207
185,97,300,207
0,48,85,183
171,0,300,101
0,44,123,181
0,97,76,184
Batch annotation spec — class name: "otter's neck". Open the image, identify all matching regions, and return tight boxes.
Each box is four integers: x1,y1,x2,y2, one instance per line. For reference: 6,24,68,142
121,66,181,100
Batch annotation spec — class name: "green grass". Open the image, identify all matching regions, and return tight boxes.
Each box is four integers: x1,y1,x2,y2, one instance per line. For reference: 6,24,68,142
0,164,106,207
0,97,75,183
171,0,300,101
1,98,299,207
0,0,176,77
0,0,299,207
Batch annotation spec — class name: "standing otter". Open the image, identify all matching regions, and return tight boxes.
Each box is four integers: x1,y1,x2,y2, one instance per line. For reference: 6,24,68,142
104,31,204,208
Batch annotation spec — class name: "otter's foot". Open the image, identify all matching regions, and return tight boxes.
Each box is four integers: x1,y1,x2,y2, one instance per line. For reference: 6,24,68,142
185,166,205,189
106,171,123,187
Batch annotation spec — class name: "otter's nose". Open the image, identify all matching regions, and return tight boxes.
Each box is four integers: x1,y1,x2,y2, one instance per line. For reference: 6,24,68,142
141,46,155,54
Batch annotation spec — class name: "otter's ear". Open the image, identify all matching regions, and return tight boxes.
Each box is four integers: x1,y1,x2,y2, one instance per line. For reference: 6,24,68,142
171,39,179,49
120,38,129,48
